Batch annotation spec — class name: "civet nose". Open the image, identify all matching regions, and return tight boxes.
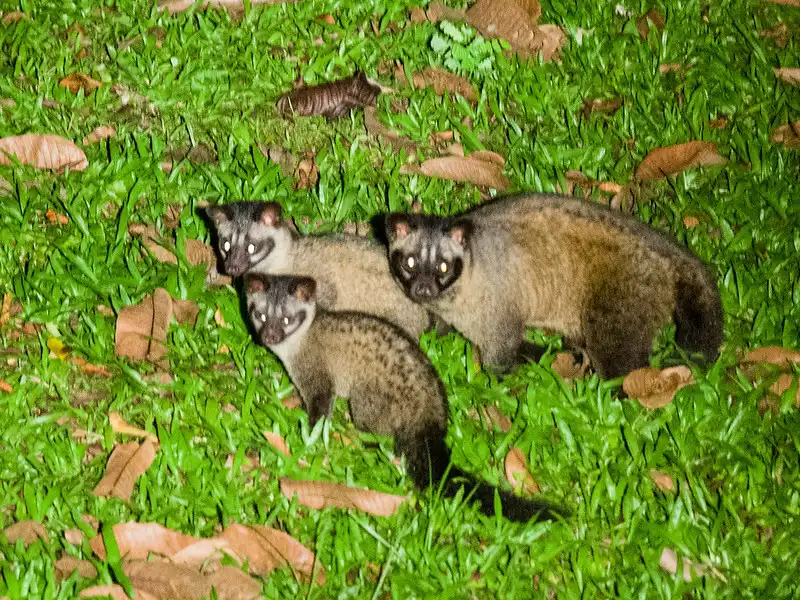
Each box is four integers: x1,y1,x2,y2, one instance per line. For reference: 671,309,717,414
224,248,248,276
410,278,437,301
261,322,285,345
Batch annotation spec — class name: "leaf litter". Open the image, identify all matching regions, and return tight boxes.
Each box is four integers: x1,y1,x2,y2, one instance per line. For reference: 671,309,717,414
504,447,540,495
280,477,409,517
92,439,158,501
0,134,89,171
634,141,727,182
401,148,510,190
622,366,695,409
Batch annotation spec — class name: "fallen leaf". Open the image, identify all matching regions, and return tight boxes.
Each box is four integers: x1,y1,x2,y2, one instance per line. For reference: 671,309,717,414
504,447,540,495
659,63,682,73
682,215,700,228
363,106,418,153
45,208,69,225
636,8,665,39
89,522,202,560
263,431,291,456
0,134,89,171
114,288,198,369
220,524,326,585
740,346,800,368
206,566,263,600
467,0,541,53
130,224,217,268
770,121,800,148
2,11,29,24
768,0,800,4
83,125,117,145
123,560,214,600
770,374,800,408
550,351,589,380
401,151,510,190
775,67,800,85
649,469,676,493
294,155,319,190
280,477,409,517
59,72,102,95
423,2,467,23
0,380,12,393
480,405,512,432
170,538,241,569
1,520,49,546
760,22,789,48
92,439,157,501
622,366,695,409
109,412,159,444
159,0,299,14
71,357,112,377
530,24,566,61
396,65,478,102
0,293,11,325
80,585,157,600
581,97,623,119
708,115,729,129
47,337,71,359
54,556,98,580
277,72,381,119
634,141,727,182
658,548,725,582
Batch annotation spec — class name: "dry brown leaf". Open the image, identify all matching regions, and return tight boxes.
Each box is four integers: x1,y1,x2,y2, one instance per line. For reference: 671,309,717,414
550,351,589,380
709,115,729,129
770,121,800,148
531,24,566,62
295,156,319,190
220,524,326,585
80,585,158,600
71,357,112,377
277,72,381,119
581,97,623,119
622,366,695,409
477,405,512,432
401,152,510,190
280,477,409,517
774,67,800,85
467,0,540,55
0,293,11,325
263,431,291,456
109,412,159,444
281,395,303,410
504,447,540,495
635,141,727,182
637,8,665,39
45,209,69,225
768,0,800,4
740,346,800,368
760,22,789,48
0,134,88,171
2,520,49,546
131,224,217,268
123,560,214,600
206,566,263,600
2,11,29,24
59,72,102,95
422,2,467,23
114,288,198,368
649,469,676,493
659,63,682,73
0,380,12,393
89,522,202,560
682,215,700,228
92,439,157,501
363,106,418,153
54,556,98,580
170,538,240,569
159,0,299,14
658,548,726,582
83,125,117,145
397,65,478,102
770,374,800,408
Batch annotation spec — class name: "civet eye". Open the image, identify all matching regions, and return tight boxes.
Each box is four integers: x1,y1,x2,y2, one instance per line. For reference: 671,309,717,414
223,240,231,252
406,256,416,269
439,261,448,273
247,243,255,254
259,313,266,323
283,316,290,326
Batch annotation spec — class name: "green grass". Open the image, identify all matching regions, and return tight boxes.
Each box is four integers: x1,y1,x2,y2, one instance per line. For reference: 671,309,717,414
2,0,800,598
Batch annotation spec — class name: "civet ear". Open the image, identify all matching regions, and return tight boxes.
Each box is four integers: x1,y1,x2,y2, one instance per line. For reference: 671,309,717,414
245,275,267,294
260,202,283,227
292,277,317,303
203,205,229,224
448,219,473,247
385,213,412,241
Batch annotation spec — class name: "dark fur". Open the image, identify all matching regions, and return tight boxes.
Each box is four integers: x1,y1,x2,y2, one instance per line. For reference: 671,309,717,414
245,274,567,523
